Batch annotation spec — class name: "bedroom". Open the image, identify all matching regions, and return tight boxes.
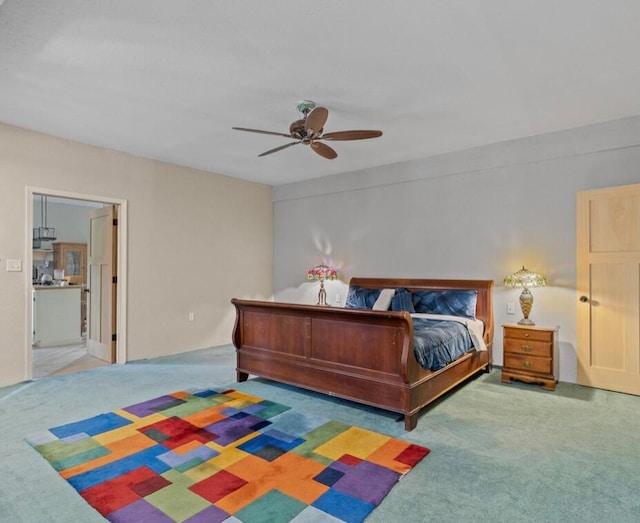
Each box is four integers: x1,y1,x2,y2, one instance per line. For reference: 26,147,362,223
1,1,639,389
4,114,638,387
1,2,639,521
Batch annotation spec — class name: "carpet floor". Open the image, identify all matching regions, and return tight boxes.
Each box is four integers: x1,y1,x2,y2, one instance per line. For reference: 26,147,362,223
2,344,640,522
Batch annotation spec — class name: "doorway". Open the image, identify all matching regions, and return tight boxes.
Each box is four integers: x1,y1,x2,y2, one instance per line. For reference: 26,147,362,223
26,187,128,380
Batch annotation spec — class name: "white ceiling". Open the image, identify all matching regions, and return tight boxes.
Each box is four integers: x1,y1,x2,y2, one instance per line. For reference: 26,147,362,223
1,1,639,186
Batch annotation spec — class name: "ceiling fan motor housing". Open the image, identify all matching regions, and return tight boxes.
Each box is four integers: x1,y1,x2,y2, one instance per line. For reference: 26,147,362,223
289,120,307,140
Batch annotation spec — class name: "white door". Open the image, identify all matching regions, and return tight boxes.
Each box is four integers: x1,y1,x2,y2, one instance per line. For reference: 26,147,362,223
577,183,640,395
86,205,117,362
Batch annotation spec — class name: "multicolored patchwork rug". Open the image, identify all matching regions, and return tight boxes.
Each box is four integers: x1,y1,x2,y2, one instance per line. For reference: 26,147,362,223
26,389,429,522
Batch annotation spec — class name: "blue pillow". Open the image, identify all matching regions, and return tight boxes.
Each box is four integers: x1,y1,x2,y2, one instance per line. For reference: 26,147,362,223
391,290,415,312
345,286,382,309
412,290,478,319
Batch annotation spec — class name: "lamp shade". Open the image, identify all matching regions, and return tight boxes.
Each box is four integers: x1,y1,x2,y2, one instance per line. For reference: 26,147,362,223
503,266,547,289
307,263,338,282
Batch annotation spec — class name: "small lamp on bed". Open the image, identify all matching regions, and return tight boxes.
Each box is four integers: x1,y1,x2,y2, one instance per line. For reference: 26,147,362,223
504,266,547,325
307,263,338,306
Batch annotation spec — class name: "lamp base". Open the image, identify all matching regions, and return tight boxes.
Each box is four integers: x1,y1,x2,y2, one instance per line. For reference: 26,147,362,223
518,287,535,326
316,279,328,306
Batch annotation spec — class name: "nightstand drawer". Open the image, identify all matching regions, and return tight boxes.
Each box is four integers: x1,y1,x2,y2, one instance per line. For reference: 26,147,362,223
504,327,553,343
504,338,552,358
504,354,552,375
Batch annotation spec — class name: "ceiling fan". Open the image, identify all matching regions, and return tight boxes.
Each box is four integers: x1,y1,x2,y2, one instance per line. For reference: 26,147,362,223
232,101,382,159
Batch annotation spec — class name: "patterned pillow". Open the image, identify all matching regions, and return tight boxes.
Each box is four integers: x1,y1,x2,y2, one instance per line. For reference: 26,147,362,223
345,286,382,309
390,290,415,312
412,290,478,319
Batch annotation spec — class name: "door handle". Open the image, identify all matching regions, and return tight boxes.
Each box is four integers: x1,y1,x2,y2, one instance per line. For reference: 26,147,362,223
579,295,588,303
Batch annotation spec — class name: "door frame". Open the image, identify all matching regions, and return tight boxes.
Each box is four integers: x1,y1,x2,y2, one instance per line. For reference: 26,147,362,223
24,186,128,380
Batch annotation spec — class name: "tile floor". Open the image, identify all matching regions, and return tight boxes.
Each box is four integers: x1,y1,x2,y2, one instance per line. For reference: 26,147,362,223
31,343,110,378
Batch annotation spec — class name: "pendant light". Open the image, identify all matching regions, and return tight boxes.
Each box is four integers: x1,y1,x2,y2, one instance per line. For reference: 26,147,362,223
33,195,57,242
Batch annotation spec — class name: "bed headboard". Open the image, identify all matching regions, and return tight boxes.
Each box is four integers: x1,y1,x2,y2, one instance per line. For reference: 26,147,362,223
349,277,494,347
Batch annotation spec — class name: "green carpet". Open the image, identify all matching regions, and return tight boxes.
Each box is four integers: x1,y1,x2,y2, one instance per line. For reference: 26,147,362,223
2,345,640,522
26,387,429,522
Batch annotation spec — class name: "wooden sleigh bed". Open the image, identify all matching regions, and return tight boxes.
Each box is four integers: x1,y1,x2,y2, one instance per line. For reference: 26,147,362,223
231,278,494,430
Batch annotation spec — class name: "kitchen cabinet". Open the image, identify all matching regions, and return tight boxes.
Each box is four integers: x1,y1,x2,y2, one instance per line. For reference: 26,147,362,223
32,287,83,347
53,242,87,284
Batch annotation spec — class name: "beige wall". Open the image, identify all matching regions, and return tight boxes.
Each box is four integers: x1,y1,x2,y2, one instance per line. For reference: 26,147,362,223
0,123,273,387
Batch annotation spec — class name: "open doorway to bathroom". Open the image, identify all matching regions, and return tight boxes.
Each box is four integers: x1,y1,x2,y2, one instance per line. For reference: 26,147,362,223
27,188,127,379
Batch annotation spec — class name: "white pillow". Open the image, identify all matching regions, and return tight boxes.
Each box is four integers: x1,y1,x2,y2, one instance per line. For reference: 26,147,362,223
372,288,395,311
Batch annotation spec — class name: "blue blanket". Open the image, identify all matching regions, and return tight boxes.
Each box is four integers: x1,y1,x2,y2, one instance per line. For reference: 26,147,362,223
413,317,474,370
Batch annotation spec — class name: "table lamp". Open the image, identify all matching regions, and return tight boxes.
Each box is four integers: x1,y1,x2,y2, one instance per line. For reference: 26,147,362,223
307,263,338,306
503,266,547,325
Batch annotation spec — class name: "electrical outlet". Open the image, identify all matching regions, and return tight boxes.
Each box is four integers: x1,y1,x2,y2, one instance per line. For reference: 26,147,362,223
188,312,195,321
507,303,515,315
6,259,22,272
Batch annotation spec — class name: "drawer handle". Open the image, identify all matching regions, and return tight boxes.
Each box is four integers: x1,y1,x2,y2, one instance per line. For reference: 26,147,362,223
521,345,533,352
522,360,532,369
523,333,530,338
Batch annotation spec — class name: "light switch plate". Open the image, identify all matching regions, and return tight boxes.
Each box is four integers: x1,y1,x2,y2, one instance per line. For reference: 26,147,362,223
6,259,22,272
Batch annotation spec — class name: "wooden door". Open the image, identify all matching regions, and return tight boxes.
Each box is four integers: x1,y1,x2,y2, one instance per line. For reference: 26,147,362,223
577,183,640,395
86,205,117,362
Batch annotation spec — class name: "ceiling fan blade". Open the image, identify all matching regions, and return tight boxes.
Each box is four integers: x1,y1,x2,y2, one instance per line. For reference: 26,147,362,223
321,130,383,141
304,107,329,135
310,141,337,160
233,127,292,138
258,141,300,157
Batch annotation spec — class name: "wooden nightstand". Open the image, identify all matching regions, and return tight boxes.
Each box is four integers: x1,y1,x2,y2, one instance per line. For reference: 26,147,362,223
502,324,559,390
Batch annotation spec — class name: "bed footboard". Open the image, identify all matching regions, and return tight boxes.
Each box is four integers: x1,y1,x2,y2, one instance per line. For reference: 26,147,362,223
231,300,423,416
231,278,493,430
